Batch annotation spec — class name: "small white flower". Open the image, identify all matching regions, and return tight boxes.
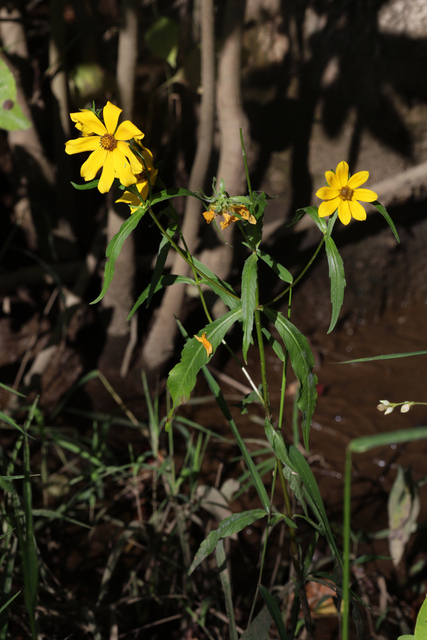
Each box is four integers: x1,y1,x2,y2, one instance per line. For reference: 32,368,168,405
400,403,411,413
384,406,394,415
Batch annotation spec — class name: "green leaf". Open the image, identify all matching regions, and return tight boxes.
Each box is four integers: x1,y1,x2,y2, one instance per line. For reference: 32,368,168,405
127,274,195,320
144,17,179,68
241,253,258,362
349,427,427,454
91,207,146,304
70,179,99,190
340,349,427,364
0,58,31,131
257,248,293,284
201,365,271,513
288,445,342,567
264,418,293,468
146,217,178,308
240,606,274,640
293,206,328,234
324,235,346,333
150,186,205,207
373,201,400,243
262,308,317,452
258,584,288,640
166,307,242,427
414,595,427,640
191,256,240,310
189,509,267,574
216,541,238,640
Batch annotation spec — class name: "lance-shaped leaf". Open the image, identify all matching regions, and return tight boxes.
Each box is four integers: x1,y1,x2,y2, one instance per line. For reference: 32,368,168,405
292,206,328,233
127,274,195,320
325,235,346,334
262,308,317,452
166,307,242,428
191,256,240,310
91,206,146,304
241,253,257,362
288,445,342,567
257,248,293,284
189,509,267,574
373,201,400,244
146,215,178,308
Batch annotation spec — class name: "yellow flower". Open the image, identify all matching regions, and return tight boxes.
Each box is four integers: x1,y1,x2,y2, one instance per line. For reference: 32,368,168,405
203,204,256,230
316,161,378,225
116,143,158,212
65,101,144,194
194,332,213,357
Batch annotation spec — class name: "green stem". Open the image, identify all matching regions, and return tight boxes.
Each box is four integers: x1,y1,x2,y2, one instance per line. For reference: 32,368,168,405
263,235,325,308
240,128,253,201
342,446,352,640
254,280,271,418
277,463,314,639
147,207,240,302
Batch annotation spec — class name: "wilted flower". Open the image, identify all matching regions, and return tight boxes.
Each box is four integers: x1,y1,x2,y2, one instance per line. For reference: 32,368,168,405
316,161,378,225
65,101,143,193
194,332,213,357
203,204,256,230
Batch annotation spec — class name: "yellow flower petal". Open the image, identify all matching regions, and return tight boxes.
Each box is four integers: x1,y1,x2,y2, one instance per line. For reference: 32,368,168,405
353,188,378,202
98,152,115,193
194,332,213,357
112,148,137,187
203,210,215,224
325,170,341,189
115,120,144,141
116,192,139,207
318,198,339,218
316,186,339,200
65,136,100,155
337,200,352,225
348,199,367,221
103,101,121,134
347,170,369,189
80,147,107,181
69,109,106,136
116,140,143,174
335,161,349,187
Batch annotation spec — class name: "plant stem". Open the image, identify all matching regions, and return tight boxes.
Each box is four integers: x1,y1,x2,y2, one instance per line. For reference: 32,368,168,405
147,207,240,302
342,446,352,640
277,463,314,639
263,236,325,308
254,280,271,418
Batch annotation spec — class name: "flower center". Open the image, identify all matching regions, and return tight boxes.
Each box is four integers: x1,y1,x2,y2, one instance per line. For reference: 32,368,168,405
339,186,354,201
100,133,117,151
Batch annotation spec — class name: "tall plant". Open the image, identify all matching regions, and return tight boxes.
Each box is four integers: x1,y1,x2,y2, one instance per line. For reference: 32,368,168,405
65,101,399,638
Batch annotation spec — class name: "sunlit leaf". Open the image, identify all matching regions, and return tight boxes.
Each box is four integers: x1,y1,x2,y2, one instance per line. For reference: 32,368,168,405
325,235,346,334
166,307,242,427
262,308,317,451
241,253,257,362
373,201,400,243
292,206,328,233
91,206,146,304
0,58,31,131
